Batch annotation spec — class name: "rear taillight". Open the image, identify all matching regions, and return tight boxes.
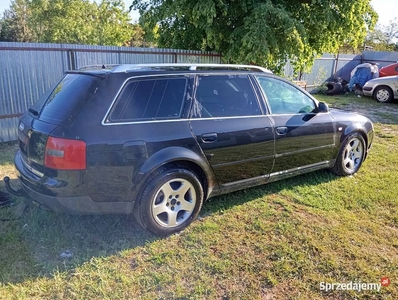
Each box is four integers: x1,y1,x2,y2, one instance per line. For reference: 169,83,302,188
45,137,86,170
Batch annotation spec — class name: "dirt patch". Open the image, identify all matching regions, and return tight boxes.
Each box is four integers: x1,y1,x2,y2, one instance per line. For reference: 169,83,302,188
346,103,398,124
328,97,398,125
323,96,398,154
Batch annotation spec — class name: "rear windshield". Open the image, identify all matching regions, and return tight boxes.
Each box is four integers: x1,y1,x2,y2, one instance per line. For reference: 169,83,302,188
38,74,101,124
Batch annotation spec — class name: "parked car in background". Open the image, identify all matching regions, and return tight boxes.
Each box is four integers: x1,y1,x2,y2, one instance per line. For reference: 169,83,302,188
4,64,374,236
363,75,398,103
379,62,398,77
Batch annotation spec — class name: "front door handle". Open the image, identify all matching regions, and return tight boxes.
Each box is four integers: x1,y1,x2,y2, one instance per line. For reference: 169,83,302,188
276,126,288,135
201,133,217,143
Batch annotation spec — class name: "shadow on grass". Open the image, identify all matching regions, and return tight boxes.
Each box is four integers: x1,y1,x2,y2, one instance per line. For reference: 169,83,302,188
0,178,158,285
0,170,336,285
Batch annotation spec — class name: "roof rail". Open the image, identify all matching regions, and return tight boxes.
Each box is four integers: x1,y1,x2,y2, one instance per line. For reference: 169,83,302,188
111,63,272,74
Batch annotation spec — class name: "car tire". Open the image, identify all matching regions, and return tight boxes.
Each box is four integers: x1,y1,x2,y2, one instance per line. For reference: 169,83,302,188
135,168,204,236
374,86,393,103
325,82,343,95
330,132,366,176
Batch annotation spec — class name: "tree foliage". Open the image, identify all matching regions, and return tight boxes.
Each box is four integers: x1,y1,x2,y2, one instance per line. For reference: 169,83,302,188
132,0,377,73
0,0,34,42
365,18,398,52
0,0,144,46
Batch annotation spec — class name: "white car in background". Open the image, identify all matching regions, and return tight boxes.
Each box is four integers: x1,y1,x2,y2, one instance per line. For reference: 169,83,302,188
363,75,398,103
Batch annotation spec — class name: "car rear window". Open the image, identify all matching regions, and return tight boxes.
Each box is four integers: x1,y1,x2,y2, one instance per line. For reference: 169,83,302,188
109,77,187,122
38,74,101,124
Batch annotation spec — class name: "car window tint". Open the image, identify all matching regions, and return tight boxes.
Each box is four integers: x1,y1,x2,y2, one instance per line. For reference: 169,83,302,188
192,75,261,118
110,77,187,121
255,76,316,114
39,74,100,124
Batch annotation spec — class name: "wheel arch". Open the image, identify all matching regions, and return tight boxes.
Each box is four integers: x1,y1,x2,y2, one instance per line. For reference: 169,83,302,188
372,84,391,95
342,125,369,149
132,146,216,201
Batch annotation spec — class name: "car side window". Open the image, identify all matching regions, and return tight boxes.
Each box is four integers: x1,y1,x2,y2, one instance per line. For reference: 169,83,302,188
191,75,261,118
255,76,316,115
109,77,187,121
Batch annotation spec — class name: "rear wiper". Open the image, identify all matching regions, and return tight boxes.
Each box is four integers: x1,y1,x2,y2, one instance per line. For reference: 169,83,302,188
28,108,39,116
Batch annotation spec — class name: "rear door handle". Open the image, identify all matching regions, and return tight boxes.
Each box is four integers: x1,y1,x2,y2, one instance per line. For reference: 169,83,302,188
201,133,217,143
276,126,288,135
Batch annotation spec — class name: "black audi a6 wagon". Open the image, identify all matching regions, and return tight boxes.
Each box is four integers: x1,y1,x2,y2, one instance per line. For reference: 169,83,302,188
4,64,374,235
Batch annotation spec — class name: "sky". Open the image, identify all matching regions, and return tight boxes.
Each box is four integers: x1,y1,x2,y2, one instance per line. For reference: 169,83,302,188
0,0,396,26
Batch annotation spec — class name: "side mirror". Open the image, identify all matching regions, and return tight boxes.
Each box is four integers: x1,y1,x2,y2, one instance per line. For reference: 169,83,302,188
318,101,329,113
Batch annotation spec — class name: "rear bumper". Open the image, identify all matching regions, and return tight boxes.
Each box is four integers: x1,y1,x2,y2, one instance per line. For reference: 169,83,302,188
14,151,133,214
21,182,133,214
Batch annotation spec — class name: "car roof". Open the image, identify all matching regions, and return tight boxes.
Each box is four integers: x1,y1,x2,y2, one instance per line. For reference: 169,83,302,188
73,63,273,75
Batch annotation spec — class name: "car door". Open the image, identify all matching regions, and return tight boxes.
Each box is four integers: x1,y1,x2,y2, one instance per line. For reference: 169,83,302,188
189,74,275,186
254,75,335,174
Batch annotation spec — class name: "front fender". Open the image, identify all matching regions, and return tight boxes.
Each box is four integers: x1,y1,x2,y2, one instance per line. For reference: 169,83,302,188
330,109,373,150
341,119,373,148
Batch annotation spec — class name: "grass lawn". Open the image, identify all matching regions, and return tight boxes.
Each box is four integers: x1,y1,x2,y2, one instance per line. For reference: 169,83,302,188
0,94,397,299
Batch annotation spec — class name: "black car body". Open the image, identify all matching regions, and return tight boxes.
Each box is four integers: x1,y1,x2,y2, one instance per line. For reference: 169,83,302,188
6,64,374,235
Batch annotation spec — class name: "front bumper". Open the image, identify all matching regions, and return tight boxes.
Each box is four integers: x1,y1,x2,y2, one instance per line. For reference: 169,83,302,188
362,86,373,97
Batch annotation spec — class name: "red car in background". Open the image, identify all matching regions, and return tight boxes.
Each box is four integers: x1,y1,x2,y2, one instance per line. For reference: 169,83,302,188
379,62,398,77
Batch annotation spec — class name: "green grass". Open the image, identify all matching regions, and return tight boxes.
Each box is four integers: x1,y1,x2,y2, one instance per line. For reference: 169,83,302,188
0,142,18,180
0,94,397,299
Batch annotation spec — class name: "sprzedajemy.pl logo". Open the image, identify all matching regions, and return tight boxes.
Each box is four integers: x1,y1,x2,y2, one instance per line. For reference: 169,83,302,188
320,277,390,292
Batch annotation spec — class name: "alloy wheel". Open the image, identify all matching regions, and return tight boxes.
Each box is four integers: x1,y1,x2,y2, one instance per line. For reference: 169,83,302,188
151,178,196,228
342,137,364,173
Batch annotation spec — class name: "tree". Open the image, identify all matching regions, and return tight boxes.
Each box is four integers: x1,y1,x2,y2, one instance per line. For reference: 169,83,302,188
0,0,143,47
0,0,34,42
28,0,98,43
92,0,135,46
131,0,377,74
129,23,146,47
365,18,398,52
383,18,398,46
28,0,133,45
